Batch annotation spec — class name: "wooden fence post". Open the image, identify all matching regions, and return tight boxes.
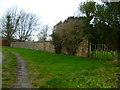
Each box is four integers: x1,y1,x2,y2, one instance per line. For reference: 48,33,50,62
106,44,109,59
94,44,96,58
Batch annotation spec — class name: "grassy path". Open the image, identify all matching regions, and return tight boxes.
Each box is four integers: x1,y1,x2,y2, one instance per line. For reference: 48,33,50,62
13,52,31,88
0,52,2,64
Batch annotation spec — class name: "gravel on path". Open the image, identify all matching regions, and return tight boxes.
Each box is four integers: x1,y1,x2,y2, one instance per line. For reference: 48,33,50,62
13,52,31,88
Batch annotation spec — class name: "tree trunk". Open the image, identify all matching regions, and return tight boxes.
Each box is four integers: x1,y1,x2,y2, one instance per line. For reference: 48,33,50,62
88,41,91,57
117,49,120,61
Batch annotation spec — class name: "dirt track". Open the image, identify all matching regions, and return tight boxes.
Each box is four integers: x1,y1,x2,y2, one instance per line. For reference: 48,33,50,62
13,52,31,88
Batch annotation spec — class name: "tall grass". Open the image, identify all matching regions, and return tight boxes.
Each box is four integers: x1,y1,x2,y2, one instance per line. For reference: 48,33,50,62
91,51,115,59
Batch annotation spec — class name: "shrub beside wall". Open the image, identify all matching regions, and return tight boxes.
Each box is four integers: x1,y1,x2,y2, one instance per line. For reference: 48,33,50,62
60,40,88,57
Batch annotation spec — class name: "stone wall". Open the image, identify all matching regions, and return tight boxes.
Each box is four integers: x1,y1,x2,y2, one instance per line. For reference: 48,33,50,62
11,40,88,57
11,41,55,53
75,40,88,57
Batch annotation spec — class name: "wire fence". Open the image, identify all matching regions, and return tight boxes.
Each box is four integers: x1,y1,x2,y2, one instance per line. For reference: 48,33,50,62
89,43,117,60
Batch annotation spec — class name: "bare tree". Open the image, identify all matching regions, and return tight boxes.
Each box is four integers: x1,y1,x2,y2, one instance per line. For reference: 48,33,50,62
37,25,49,41
1,6,40,44
1,7,20,44
16,10,40,41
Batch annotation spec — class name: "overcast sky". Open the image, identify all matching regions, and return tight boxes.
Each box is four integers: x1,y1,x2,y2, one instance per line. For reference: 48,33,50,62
0,0,88,27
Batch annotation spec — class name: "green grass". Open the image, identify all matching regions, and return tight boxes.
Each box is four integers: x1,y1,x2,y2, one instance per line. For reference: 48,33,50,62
2,47,17,88
2,46,119,88
0,46,2,51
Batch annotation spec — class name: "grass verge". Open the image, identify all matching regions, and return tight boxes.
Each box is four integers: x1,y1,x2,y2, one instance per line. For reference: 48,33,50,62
2,47,17,88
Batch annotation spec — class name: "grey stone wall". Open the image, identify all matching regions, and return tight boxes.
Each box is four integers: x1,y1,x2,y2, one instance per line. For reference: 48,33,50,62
11,41,55,53
11,40,88,57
